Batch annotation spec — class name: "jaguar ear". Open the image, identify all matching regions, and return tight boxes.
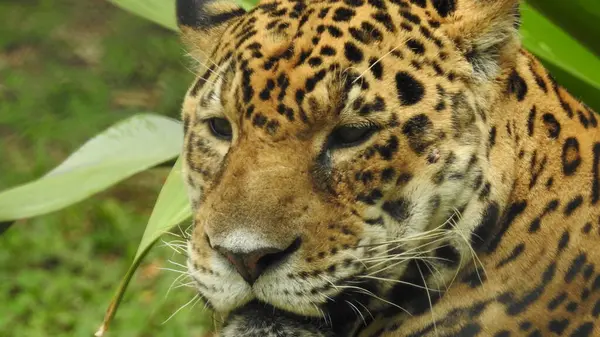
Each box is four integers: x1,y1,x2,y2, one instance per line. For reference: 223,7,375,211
176,0,246,65
437,0,521,80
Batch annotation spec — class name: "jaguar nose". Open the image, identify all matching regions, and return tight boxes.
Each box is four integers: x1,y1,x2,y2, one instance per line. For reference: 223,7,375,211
214,237,302,285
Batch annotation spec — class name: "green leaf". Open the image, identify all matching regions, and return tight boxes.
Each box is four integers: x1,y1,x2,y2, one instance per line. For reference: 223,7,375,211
135,157,191,261
0,114,183,222
521,3,600,112
108,0,178,31
526,0,600,58
237,0,257,11
96,157,192,336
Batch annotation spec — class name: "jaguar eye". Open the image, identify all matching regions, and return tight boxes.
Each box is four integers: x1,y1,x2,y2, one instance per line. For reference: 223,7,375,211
329,124,377,148
207,118,232,140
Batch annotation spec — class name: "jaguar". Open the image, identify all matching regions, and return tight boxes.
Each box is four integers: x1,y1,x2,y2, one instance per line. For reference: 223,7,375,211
177,0,600,335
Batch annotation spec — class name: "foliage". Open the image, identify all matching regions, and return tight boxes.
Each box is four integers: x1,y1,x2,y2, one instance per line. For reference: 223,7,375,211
1,0,599,336
0,1,206,336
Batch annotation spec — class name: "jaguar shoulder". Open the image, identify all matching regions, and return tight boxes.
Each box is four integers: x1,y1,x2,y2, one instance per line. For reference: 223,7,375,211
176,0,600,336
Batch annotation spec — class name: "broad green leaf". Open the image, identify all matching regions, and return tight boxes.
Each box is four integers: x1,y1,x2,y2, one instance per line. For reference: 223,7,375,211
108,0,177,31
134,158,191,260
527,0,600,57
521,3,600,112
0,114,183,221
96,157,192,336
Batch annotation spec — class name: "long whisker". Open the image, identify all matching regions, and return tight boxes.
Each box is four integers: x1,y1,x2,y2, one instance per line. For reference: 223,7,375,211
160,267,191,275
326,282,412,316
167,259,189,270
162,293,200,325
353,299,375,321
352,43,404,84
166,273,191,298
449,208,488,284
346,300,367,326
416,262,438,337
358,275,443,292
184,49,225,80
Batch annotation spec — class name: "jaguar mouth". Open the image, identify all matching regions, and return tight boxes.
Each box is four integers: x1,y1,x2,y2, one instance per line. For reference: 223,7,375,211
185,235,385,323
188,253,376,323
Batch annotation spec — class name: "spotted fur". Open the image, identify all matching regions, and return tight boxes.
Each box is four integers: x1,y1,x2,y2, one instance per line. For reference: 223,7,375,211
177,0,600,336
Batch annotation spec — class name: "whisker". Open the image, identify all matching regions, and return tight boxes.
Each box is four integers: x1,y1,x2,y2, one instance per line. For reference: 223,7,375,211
416,262,438,337
167,259,189,270
184,48,225,80
353,299,375,321
166,273,191,298
358,275,443,292
159,267,190,275
346,300,367,326
162,293,200,325
352,43,404,84
448,208,488,285
332,283,412,316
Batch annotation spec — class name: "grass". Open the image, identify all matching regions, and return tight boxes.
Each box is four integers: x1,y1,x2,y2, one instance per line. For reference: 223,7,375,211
0,0,212,336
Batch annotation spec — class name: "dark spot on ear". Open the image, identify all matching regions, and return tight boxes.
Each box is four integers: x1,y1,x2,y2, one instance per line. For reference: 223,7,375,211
395,71,424,106
177,0,246,29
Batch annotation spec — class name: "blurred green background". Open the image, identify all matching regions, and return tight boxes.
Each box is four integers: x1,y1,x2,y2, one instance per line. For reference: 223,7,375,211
1,0,599,336
0,0,210,336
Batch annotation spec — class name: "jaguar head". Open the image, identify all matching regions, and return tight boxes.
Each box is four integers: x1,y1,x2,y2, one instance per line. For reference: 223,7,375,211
177,0,520,328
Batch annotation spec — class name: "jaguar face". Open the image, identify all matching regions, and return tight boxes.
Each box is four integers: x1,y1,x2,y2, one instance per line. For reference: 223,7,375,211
179,0,519,324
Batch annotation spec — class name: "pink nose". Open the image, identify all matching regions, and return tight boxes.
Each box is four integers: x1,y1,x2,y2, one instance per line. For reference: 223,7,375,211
214,238,301,284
